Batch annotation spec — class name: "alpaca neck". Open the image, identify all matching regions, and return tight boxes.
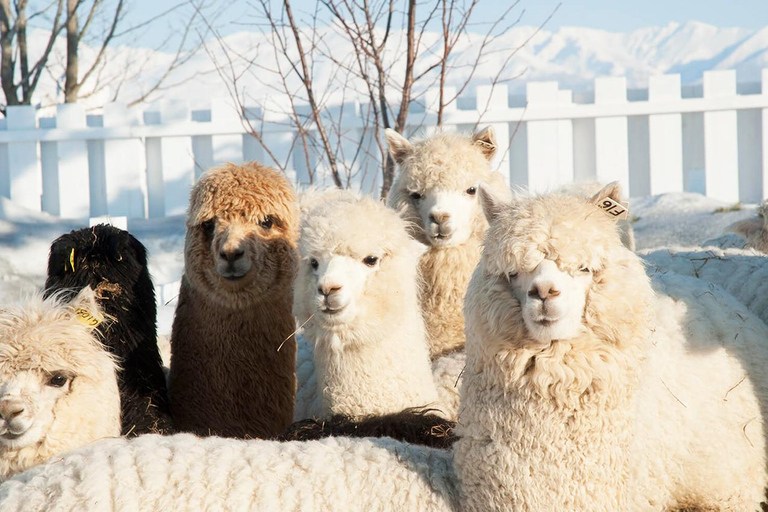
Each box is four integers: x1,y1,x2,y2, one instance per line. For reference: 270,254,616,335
310,307,439,419
169,277,297,438
420,237,483,357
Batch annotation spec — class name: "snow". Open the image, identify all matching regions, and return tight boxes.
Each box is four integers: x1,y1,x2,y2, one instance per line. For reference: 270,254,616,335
0,190,756,340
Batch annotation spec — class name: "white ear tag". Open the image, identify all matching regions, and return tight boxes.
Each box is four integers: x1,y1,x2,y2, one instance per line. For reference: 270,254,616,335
597,197,629,220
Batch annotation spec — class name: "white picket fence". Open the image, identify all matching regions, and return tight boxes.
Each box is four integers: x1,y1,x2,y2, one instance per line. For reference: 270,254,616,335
2,68,768,220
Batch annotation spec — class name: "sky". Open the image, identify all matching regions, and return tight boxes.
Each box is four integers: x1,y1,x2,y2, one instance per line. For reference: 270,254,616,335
122,0,768,50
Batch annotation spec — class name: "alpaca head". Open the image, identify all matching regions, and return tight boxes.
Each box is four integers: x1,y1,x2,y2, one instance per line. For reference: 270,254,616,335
185,162,299,308
294,190,426,335
0,288,120,461
468,182,652,350
727,199,768,252
385,127,510,248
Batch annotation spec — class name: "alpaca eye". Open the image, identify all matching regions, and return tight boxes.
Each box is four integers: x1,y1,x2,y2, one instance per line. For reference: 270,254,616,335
508,271,518,280
580,266,591,274
260,216,274,229
363,256,379,267
310,258,319,270
466,187,477,195
201,219,215,235
409,192,423,201
47,373,69,388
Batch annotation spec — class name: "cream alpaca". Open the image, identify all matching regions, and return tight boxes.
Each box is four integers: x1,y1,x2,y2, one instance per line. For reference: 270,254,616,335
293,190,440,420
455,183,768,511
385,127,511,358
0,288,120,480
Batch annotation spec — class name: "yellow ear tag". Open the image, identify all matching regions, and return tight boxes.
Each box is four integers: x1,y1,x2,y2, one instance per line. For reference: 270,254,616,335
69,248,76,272
597,197,629,220
74,308,102,327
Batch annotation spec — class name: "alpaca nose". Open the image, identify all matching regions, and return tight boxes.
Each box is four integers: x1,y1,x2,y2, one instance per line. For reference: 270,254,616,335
0,399,24,421
318,284,342,297
219,248,245,262
429,212,450,225
528,282,561,300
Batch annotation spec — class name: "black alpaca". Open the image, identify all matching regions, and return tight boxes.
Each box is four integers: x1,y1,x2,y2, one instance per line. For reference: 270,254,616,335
44,224,173,435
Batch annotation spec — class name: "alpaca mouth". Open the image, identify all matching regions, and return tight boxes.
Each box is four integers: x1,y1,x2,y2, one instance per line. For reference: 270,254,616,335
321,305,346,315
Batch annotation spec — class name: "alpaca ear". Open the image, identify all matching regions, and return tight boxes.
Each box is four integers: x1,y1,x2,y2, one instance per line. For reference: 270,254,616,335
472,126,497,161
589,181,628,221
384,129,413,165
68,287,104,330
478,182,509,224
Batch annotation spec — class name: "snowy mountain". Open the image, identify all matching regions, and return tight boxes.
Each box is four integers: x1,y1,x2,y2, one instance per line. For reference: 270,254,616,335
23,20,768,112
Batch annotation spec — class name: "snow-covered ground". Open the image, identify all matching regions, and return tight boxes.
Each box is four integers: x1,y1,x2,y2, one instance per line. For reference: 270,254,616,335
0,191,757,337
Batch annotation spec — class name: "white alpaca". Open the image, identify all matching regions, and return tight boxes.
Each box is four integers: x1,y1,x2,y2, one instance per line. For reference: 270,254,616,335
293,190,441,420
642,245,768,327
455,183,768,511
385,127,512,359
0,288,120,480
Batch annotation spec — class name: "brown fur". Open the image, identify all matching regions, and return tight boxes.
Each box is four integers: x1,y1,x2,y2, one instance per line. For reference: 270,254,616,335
169,161,299,438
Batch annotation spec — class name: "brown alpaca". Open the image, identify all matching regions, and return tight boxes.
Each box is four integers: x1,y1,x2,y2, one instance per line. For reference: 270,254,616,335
169,161,298,439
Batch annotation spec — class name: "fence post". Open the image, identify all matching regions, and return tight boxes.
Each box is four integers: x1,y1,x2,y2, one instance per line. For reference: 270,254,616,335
703,70,739,203
211,98,244,166
525,82,560,192
557,90,574,186
476,84,510,184
103,103,146,218
762,69,768,202
55,103,90,217
648,74,683,195
594,77,629,192
6,106,41,211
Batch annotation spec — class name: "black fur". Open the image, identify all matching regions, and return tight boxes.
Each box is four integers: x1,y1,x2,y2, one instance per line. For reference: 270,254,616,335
44,224,173,436
279,408,456,449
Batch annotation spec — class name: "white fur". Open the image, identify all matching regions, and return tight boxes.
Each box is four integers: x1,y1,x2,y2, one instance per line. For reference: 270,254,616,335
293,190,441,420
642,245,768,327
0,434,457,511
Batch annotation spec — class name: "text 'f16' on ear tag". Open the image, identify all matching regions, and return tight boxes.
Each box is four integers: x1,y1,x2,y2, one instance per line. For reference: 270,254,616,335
75,308,102,327
597,197,629,220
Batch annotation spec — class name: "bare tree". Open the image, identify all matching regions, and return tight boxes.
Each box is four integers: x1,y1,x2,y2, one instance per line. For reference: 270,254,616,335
0,0,65,109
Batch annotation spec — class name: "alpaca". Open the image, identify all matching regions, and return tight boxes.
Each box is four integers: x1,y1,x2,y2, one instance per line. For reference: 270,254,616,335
169,161,299,439
0,288,120,480
455,182,768,511
44,224,171,436
0,434,456,511
704,199,768,252
642,245,768,327
292,190,441,421
385,127,511,358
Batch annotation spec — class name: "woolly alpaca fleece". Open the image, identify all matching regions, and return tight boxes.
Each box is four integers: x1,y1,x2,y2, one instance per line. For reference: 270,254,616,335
386,127,511,358
455,184,768,511
0,289,120,480
642,245,768,327
0,434,457,512
44,224,171,436
169,161,298,439
293,189,440,420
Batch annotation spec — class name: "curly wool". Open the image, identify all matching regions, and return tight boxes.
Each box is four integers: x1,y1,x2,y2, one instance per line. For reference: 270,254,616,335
455,188,768,511
0,434,457,512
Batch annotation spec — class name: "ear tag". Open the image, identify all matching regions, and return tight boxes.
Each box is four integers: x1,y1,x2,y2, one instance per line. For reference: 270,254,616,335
597,197,629,220
69,248,76,272
75,308,102,327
